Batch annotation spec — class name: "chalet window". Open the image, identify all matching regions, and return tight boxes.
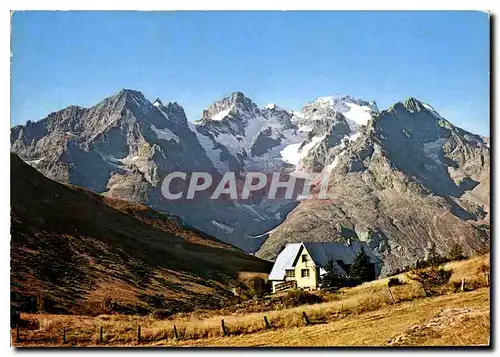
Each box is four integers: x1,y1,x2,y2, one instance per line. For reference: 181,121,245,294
301,269,310,278
302,254,308,262
285,269,295,278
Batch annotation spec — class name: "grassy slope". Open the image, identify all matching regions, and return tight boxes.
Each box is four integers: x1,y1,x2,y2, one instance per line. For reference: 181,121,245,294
13,255,490,346
170,289,489,347
10,154,271,314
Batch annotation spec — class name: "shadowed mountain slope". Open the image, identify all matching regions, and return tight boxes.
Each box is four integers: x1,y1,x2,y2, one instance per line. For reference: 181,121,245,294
10,153,271,315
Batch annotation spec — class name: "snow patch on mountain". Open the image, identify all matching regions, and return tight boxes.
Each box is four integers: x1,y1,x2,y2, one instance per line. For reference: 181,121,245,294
211,220,234,233
280,134,326,166
342,102,373,127
236,203,269,220
316,96,336,106
211,113,286,163
325,155,341,172
26,157,46,165
348,131,362,142
422,102,446,120
188,123,230,173
423,137,448,165
150,124,180,143
211,108,232,121
213,132,243,157
119,154,140,165
244,129,309,172
297,125,313,133
246,226,278,239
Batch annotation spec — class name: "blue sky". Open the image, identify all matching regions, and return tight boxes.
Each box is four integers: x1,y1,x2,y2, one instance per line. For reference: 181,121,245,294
11,11,490,135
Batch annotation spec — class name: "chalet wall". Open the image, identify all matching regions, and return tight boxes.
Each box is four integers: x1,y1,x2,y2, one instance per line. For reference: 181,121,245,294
293,246,318,290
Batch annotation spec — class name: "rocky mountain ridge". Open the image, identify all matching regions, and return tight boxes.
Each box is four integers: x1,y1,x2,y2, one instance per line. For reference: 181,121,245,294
11,89,490,274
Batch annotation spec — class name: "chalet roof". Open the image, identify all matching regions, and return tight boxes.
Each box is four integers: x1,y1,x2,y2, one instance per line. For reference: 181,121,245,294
268,241,380,281
268,243,302,280
303,241,379,266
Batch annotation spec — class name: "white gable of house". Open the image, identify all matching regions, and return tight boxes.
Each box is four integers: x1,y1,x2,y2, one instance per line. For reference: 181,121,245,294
268,241,380,281
268,243,302,280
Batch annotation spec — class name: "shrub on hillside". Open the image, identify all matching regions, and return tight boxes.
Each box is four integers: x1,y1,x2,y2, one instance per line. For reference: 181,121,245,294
101,296,119,314
407,266,452,296
448,242,466,261
426,243,449,267
387,277,404,287
245,276,271,298
283,289,322,307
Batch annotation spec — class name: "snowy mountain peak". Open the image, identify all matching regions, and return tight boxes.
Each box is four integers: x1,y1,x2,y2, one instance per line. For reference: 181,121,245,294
153,97,163,107
311,95,377,111
11,89,490,258
296,95,378,130
263,103,289,114
199,91,258,123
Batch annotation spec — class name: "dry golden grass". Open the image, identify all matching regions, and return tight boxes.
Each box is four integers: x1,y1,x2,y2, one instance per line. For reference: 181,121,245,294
13,254,490,347
444,254,490,283
167,288,489,347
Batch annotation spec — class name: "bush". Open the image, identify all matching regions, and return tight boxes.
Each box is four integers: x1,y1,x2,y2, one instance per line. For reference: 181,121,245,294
245,277,271,298
101,296,119,314
283,289,322,307
448,242,466,261
426,243,449,267
387,277,404,287
407,266,452,296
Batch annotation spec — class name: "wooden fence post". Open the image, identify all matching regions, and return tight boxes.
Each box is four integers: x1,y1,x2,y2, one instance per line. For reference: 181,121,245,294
137,325,141,343
173,325,179,340
99,326,103,344
264,316,271,329
16,324,20,343
221,319,228,336
387,287,396,305
63,327,66,344
461,278,465,292
302,312,310,326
